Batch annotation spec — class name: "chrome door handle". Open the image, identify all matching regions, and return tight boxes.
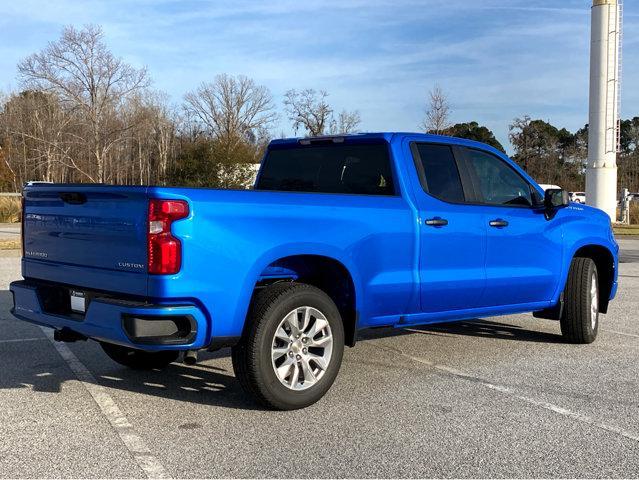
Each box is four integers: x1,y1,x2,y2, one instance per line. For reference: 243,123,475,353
425,217,448,227
489,219,509,228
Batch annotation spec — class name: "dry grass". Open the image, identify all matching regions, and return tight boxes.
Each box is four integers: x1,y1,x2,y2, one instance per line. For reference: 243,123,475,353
630,203,639,225
0,239,20,250
613,225,639,236
0,196,21,223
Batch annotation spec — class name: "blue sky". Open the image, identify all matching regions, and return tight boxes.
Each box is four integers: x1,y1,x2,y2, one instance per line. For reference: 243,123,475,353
0,0,637,152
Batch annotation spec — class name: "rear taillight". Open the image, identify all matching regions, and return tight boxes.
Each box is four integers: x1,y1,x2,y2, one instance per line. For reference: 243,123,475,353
21,195,25,257
148,199,189,275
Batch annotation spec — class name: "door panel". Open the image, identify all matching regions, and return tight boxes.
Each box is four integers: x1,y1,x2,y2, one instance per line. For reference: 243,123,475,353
481,207,563,306
408,142,486,313
459,147,563,306
419,209,486,312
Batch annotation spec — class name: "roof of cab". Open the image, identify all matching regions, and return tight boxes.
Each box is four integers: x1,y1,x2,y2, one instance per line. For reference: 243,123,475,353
269,132,394,145
269,132,505,156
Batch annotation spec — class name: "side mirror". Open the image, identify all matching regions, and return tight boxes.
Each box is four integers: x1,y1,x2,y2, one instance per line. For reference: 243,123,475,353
544,188,570,210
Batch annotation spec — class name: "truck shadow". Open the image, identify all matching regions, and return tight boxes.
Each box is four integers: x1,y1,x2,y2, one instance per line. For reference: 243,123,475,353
0,291,259,410
388,319,563,344
94,351,263,410
1,343,260,411
0,289,561,410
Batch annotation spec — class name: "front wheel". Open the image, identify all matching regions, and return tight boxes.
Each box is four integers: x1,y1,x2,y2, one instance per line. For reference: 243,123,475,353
100,342,180,370
232,282,344,410
561,257,599,344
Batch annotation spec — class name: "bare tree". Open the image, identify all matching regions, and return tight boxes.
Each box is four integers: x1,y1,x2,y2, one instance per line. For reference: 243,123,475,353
17,25,149,182
284,89,333,136
284,89,361,136
183,74,275,162
150,94,177,182
421,84,451,135
509,115,534,171
330,110,361,135
0,90,96,184
120,91,177,185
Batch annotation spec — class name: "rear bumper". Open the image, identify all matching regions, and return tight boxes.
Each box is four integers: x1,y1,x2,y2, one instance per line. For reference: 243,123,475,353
10,280,210,351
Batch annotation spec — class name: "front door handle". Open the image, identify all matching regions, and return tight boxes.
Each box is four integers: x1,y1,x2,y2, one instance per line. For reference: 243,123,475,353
425,217,448,227
489,218,509,228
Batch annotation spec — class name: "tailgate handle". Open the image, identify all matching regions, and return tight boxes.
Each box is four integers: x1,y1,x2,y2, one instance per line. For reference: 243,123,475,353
59,192,87,205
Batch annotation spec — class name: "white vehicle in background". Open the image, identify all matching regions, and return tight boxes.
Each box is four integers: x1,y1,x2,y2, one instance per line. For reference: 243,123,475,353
570,192,586,204
539,184,562,192
540,185,587,204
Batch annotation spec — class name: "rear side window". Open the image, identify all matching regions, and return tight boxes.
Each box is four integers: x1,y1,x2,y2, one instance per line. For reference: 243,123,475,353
256,143,395,195
412,144,465,203
463,148,533,207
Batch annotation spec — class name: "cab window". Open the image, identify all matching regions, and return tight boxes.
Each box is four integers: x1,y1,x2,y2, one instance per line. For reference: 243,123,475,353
412,143,465,203
257,143,395,196
463,148,534,207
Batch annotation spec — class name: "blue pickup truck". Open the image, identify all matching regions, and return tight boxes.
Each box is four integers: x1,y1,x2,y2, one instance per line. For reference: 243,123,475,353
11,133,618,409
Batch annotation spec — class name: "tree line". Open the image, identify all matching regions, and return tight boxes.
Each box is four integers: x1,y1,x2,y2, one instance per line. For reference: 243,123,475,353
0,25,361,191
0,25,637,194
422,84,639,193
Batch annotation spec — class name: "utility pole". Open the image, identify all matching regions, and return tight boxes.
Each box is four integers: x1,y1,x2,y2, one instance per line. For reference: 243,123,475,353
586,0,622,220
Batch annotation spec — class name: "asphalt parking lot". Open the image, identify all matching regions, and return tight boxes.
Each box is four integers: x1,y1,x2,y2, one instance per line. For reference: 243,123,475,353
1,239,638,478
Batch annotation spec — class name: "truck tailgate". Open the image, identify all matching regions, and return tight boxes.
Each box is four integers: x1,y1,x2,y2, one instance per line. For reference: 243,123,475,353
22,184,149,296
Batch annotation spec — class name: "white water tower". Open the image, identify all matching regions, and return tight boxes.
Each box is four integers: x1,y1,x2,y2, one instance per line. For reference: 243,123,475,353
586,0,622,220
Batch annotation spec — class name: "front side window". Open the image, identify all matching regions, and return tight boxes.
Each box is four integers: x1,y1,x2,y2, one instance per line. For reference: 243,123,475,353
256,143,395,195
464,148,533,207
413,143,465,203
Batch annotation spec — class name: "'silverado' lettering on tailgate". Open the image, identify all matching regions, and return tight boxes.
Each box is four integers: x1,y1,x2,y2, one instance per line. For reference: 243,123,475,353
25,251,48,258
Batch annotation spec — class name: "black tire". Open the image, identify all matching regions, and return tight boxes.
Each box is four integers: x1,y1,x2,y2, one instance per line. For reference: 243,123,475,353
561,257,599,344
232,282,345,410
100,342,180,370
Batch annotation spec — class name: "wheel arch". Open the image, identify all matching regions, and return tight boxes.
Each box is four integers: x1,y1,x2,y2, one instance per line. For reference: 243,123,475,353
572,244,616,313
253,253,359,347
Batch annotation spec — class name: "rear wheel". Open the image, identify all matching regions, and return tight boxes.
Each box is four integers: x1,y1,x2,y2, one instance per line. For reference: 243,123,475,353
561,257,599,344
232,282,344,410
100,342,180,370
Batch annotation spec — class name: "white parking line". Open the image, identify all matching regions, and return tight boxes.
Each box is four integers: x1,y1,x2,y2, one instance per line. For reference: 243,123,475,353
484,383,639,442
0,337,48,343
380,344,639,444
41,328,170,479
602,328,639,339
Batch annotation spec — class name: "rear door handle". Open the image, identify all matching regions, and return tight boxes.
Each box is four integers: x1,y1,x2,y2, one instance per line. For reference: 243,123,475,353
425,217,448,227
489,219,509,228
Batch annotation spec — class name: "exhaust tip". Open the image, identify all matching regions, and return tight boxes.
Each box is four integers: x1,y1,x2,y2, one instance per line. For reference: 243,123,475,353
183,350,198,365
